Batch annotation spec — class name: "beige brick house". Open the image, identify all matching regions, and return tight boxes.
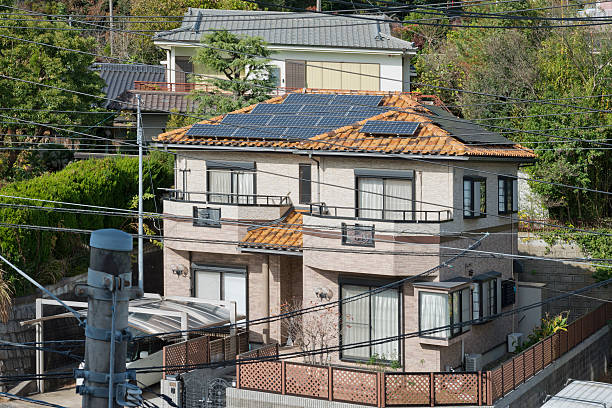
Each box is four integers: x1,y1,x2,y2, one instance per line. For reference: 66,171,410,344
152,90,535,372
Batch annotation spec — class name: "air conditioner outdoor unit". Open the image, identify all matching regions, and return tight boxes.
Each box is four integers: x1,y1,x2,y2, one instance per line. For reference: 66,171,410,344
465,354,482,372
507,333,524,353
160,375,182,408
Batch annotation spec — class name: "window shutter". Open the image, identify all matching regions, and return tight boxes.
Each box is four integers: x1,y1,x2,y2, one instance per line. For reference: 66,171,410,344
512,179,518,212
473,181,481,217
463,179,472,217
285,60,306,89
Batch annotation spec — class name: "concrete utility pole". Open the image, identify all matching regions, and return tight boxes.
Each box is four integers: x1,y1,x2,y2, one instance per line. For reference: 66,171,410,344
316,0,321,11
76,229,143,408
136,94,144,291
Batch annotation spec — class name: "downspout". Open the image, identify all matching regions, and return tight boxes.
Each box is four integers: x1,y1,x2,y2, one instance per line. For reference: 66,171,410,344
309,153,321,203
262,255,270,344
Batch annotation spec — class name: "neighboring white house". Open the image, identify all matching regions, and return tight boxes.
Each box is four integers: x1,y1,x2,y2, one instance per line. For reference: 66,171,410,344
153,9,417,92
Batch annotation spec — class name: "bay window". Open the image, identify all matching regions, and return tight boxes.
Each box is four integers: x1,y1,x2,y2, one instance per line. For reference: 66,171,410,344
206,161,255,204
463,177,486,218
340,283,400,361
498,176,518,214
419,287,470,339
356,169,414,221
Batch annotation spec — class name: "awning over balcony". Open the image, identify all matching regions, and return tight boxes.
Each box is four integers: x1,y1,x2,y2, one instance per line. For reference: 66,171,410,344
239,208,303,254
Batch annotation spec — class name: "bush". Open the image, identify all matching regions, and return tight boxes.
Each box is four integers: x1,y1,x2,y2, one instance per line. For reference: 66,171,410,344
0,152,173,296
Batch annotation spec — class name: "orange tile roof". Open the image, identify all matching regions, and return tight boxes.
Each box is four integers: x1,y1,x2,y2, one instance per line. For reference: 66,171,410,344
240,208,303,252
155,90,535,159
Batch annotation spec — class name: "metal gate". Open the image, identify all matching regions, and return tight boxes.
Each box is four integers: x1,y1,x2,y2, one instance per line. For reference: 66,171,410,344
181,369,232,408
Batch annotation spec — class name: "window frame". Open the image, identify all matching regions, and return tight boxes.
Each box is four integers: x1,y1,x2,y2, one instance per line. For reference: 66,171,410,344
192,206,221,228
341,223,375,247
355,173,415,221
501,279,516,308
472,277,500,323
418,287,471,340
191,263,248,321
206,166,257,205
298,163,312,204
498,176,518,214
338,277,402,363
463,176,487,219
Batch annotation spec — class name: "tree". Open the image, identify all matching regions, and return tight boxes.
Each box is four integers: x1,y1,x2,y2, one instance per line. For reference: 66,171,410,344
128,0,255,64
166,30,276,126
0,10,107,181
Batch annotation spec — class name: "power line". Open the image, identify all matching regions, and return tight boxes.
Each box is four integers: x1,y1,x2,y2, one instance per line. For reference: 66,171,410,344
0,391,68,407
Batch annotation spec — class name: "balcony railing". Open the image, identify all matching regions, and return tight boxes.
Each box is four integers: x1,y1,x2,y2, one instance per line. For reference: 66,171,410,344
307,202,452,223
160,188,291,207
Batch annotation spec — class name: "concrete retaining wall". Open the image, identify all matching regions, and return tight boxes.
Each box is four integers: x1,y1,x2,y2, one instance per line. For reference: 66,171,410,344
494,326,611,408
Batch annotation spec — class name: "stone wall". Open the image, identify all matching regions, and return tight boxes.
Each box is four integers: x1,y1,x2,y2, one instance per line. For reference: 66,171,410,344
517,233,611,321
494,326,611,408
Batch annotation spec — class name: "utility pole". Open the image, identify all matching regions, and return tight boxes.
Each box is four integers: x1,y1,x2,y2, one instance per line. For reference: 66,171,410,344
109,0,114,56
76,229,143,407
136,94,144,291
316,0,321,11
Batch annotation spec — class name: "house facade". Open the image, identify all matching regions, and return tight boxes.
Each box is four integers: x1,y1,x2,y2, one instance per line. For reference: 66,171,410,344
153,90,535,372
153,9,416,92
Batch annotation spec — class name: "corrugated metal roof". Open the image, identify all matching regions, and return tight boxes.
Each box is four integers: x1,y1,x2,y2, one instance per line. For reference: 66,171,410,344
92,63,165,108
108,89,197,113
541,380,612,408
154,9,415,51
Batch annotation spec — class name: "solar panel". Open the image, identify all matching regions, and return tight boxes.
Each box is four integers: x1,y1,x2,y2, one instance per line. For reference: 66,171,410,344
283,94,335,105
347,107,388,118
316,117,359,127
283,127,325,138
222,114,272,126
267,116,318,127
334,94,383,107
250,104,299,114
361,121,420,135
230,127,286,139
186,124,237,138
298,104,347,114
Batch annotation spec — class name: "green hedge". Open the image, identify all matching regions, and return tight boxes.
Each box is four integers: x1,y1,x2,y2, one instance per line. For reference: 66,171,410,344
0,153,173,296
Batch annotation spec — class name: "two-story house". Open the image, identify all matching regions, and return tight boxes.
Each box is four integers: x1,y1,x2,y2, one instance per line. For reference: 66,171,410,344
152,90,535,372
153,9,416,92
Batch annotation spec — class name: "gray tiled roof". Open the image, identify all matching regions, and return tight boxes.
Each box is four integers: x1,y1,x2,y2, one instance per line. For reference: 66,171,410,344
153,9,415,51
92,63,165,108
108,90,197,113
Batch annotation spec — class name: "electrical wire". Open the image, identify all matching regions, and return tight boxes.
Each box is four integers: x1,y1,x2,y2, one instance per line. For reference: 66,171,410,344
0,391,68,408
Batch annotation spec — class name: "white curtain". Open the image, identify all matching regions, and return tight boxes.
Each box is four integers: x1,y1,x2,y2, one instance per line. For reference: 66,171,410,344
384,179,412,220
342,285,370,359
372,289,399,359
209,170,232,203
195,270,221,300
420,292,449,339
235,172,254,204
463,180,472,217
223,272,246,316
358,178,383,219
472,285,480,320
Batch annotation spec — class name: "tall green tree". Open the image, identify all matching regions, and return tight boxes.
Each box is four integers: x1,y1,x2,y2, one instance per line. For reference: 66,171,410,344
0,10,106,182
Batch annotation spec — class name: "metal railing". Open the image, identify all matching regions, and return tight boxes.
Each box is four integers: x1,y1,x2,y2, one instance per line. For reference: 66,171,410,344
307,202,453,223
160,188,291,206
133,82,302,95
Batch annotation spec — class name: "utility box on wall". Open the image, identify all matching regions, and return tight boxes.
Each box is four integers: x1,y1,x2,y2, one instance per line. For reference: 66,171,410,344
161,375,182,408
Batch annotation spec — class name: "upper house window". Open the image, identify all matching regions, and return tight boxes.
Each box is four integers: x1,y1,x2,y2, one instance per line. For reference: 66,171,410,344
207,161,256,204
463,177,486,218
355,169,414,221
498,176,518,214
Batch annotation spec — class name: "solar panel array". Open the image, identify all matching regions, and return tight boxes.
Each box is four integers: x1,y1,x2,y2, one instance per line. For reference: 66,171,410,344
185,94,395,140
361,121,420,136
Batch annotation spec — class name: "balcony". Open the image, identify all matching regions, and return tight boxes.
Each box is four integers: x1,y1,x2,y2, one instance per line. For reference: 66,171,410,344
307,203,453,223
161,189,292,221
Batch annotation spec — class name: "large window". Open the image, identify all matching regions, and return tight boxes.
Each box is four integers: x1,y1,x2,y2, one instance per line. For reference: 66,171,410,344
299,164,312,204
463,177,486,218
193,265,247,316
340,284,400,361
306,61,380,91
207,161,255,204
357,175,413,220
498,176,518,214
419,288,470,339
472,277,501,322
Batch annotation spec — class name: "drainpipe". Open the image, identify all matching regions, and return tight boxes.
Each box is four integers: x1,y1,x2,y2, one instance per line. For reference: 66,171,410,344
262,255,270,344
309,153,321,203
